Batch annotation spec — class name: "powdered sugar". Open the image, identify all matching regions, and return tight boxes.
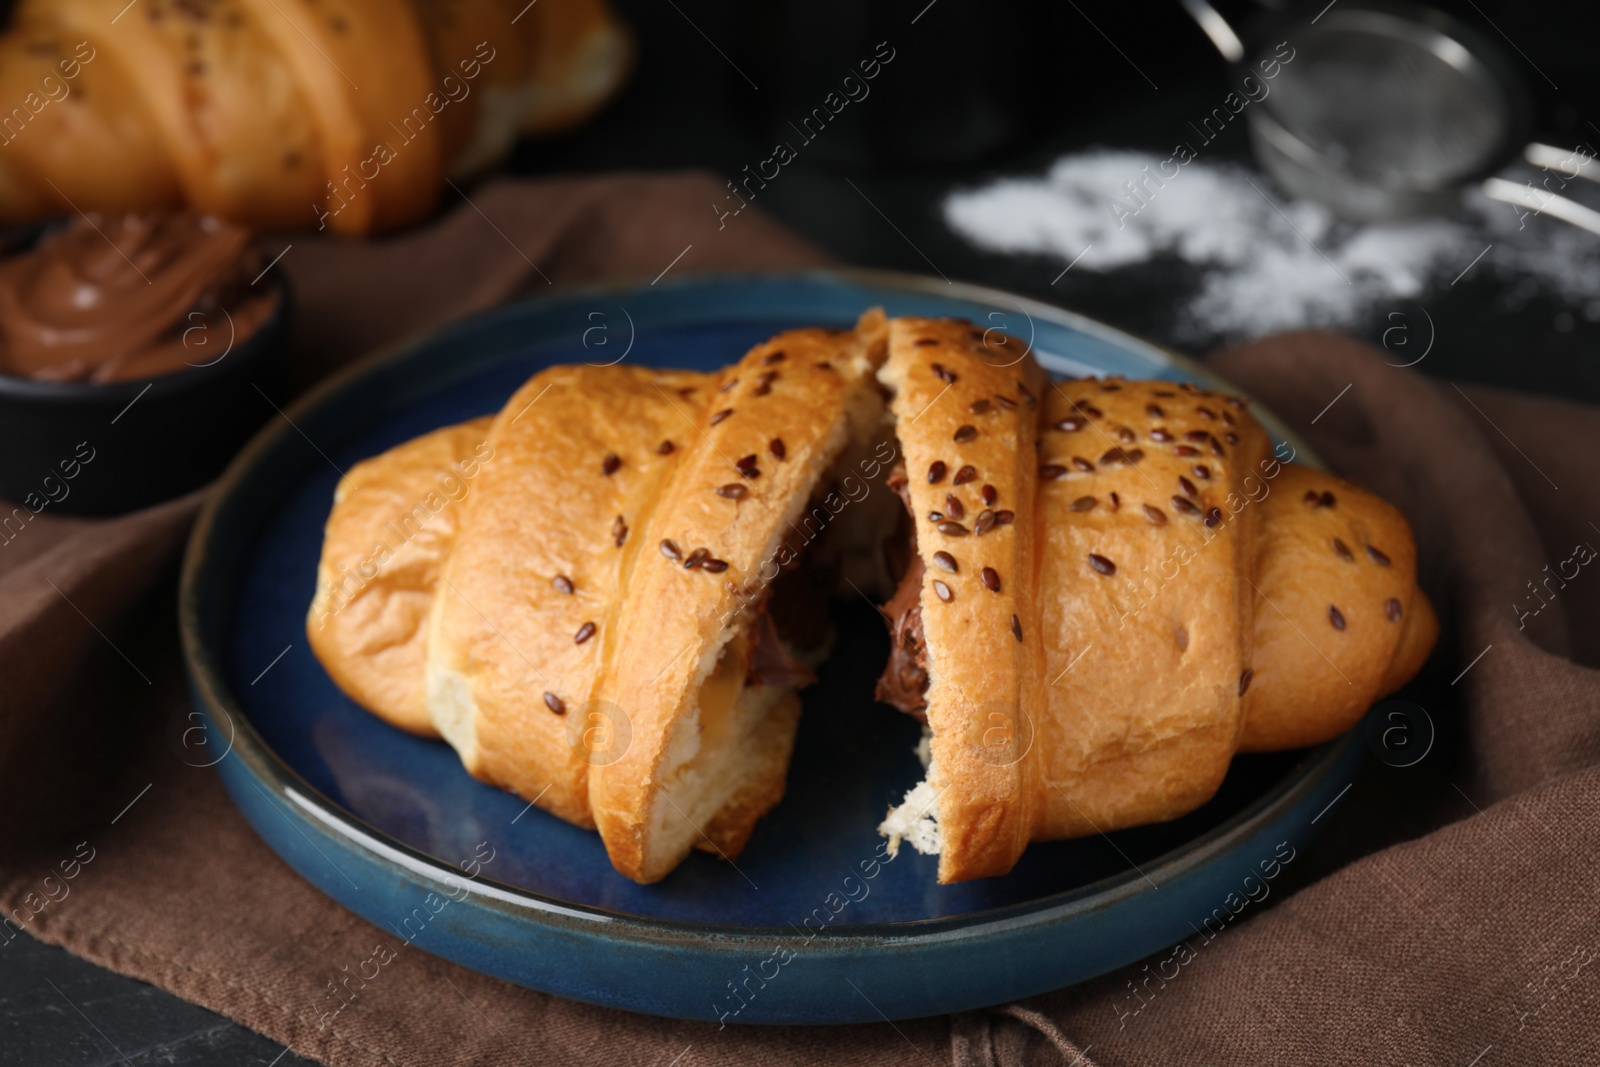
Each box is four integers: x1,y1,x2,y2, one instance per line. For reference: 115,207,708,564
944,150,1600,341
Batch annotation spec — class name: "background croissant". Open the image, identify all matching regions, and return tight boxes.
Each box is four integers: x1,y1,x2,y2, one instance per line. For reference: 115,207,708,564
0,0,631,234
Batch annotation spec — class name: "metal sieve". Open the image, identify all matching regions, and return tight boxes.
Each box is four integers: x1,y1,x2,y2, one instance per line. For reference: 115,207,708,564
1181,0,1600,234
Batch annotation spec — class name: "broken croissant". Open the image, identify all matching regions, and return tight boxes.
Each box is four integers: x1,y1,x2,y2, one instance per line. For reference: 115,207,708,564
308,312,1437,885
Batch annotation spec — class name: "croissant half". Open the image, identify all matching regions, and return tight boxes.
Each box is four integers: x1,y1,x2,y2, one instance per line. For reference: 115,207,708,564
0,0,631,234
309,313,1437,885
875,318,1437,882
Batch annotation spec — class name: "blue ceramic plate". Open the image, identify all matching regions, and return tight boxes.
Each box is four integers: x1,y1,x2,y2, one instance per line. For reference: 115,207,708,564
180,271,1362,1025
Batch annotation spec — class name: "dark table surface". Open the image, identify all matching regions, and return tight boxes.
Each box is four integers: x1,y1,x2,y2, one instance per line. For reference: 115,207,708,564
5,0,1596,1063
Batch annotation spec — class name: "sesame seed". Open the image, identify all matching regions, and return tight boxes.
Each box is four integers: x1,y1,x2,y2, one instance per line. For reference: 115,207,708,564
763,349,786,364
981,567,1001,592
1210,437,1226,457
736,453,759,472
932,550,958,573
933,579,954,602
601,453,622,476
657,440,675,455
993,509,1015,525
1056,417,1085,432
1040,464,1068,480
1184,430,1211,442
953,464,977,485
954,424,978,443
1179,476,1197,497
1329,605,1346,630
932,363,958,384
709,409,734,426
1175,625,1189,651
1070,456,1095,472
769,438,786,460
552,575,575,594
1367,545,1391,566
993,394,1018,411
1146,403,1164,417
1143,504,1168,525
1077,404,1104,419
1303,490,1320,505
937,520,969,537
981,484,998,505
701,558,729,573
1224,432,1239,445
1386,598,1403,622
752,381,772,397
1011,614,1023,641
1108,493,1120,511
928,461,948,484
660,539,682,561
913,338,938,347
945,494,966,520
1171,496,1200,516
1332,537,1354,561
973,509,997,535
715,484,749,500
1174,445,1200,456
1088,553,1116,576
1238,669,1253,696
1150,428,1173,442
1203,507,1222,528
1117,427,1136,444
1192,464,1211,479
1197,406,1217,420
1017,382,1037,408
1069,495,1097,512
575,621,596,644
1320,491,1336,507
684,548,709,569
720,378,740,393
612,516,628,546
970,398,992,415
544,692,566,715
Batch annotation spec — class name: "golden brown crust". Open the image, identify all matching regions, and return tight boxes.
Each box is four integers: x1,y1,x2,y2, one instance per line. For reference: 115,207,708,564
427,364,713,829
880,317,1048,883
591,311,888,883
0,0,630,231
1035,379,1271,838
306,417,494,736
1239,464,1438,751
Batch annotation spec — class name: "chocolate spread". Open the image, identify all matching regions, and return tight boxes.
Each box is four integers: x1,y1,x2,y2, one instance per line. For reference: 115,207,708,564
0,212,277,384
746,602,819,688
874,460,931,719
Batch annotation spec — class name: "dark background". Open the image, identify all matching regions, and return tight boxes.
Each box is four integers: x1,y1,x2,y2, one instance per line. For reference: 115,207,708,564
4,0,1596,1063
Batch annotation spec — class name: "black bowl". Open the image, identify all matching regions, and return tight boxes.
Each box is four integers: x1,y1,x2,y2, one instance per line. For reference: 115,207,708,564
0,230,290,518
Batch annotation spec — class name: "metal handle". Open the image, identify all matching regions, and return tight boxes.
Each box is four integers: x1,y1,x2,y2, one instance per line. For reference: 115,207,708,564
1482,176,1600,238
1179,0,1245,62
1523,142,1600,184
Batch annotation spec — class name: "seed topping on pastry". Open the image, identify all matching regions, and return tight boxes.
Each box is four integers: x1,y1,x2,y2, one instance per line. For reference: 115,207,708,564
928,461,947,484
552,575,575,594
1329,605,1347,630
981,566,1001,592
656,440,675,455
612,515,628,546
1367,545,1391,566
933,579,953,602
1088,553,1117,576
543,693,566,715
709,408,734,426
953,464,977,485
932,551,957,573
601,453,621,476
574,621,596,644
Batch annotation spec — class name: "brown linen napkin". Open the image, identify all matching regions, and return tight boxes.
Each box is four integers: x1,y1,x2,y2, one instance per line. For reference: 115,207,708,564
4,174,1598,1066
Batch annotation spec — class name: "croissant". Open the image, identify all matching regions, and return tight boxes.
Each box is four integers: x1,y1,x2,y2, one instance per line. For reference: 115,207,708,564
310,312,897,882
0,0,631,235
308,313,1437,884
875,317,1436,881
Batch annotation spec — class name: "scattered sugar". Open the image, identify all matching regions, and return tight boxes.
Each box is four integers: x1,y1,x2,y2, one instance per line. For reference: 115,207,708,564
943,150,1600,341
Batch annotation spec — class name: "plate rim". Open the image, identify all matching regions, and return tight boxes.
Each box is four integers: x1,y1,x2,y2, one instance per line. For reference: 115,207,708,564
180,268,1343,949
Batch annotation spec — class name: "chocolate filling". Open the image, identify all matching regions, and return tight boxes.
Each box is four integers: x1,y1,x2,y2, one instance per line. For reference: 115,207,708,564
873,461,931,720
744,528,831,689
